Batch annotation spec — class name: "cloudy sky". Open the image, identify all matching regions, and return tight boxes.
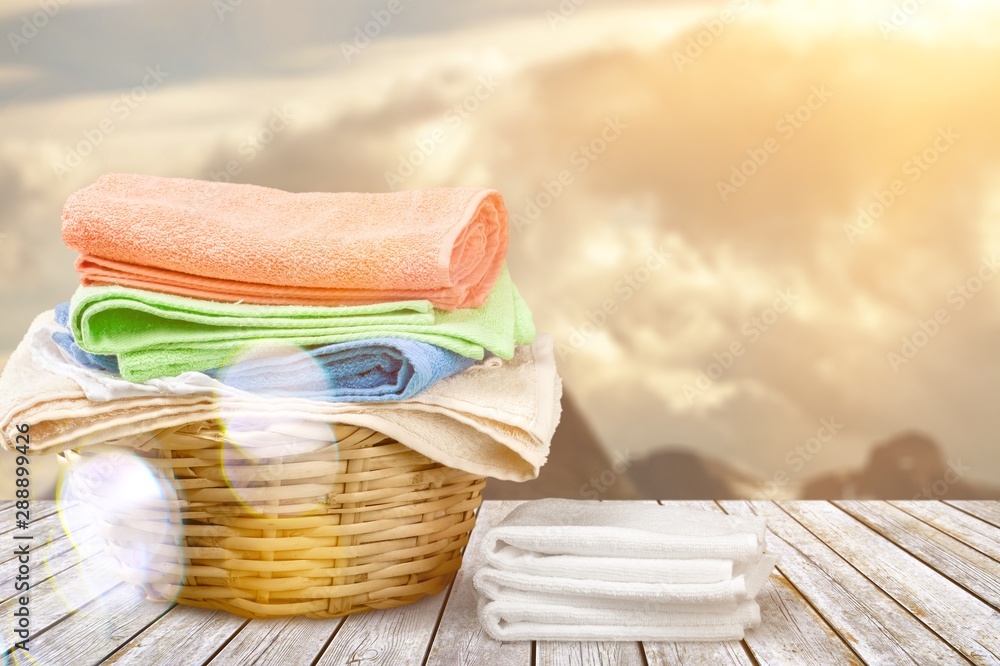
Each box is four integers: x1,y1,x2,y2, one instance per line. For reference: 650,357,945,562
2,0,1000,490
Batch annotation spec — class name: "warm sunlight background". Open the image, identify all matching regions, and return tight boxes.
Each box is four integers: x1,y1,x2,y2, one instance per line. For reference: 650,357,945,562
1,0,999,497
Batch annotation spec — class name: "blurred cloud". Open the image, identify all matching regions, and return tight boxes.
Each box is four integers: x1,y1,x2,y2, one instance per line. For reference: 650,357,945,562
2,0,1000,486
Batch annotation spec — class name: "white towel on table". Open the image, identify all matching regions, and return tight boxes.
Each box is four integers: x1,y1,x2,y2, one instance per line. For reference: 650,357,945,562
487,549,737,584
481,499,767,561
474,553,777,606
471,500,779,643
477,597,762,642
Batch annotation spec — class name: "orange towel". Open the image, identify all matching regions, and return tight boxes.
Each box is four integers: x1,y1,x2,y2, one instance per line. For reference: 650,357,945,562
62,174,508,310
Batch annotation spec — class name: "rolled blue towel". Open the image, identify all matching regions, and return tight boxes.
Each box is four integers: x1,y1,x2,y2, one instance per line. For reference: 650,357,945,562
51,302,477,402
208,337,478,401
54,302,120,373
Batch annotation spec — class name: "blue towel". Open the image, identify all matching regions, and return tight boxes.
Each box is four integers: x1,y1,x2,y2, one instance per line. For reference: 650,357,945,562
54,302,120,372
51,302,476,401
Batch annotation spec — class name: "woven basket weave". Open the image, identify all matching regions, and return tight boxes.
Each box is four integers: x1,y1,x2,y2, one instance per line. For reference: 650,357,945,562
62,421,485,619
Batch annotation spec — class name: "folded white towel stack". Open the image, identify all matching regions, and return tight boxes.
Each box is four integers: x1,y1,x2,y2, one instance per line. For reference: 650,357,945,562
472,499,779,642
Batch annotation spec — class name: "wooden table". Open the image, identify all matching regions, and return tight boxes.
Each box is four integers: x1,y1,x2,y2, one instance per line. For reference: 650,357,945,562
4,500,1000,665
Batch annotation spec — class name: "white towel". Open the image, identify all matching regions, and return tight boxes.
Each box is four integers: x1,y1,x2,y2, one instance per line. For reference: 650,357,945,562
477,597,762,642
480,499,767,561
487,549,737,584
474,553,777,606
471,500,779,643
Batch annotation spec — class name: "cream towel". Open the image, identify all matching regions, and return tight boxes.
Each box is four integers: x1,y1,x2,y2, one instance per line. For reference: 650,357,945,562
0,312,561,481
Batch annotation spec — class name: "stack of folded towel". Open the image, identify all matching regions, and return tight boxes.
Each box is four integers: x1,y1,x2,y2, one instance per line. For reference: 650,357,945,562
0,174,561,481
473,499,778,642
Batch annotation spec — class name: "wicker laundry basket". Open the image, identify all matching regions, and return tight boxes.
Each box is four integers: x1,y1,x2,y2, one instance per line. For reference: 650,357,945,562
61,421,485,619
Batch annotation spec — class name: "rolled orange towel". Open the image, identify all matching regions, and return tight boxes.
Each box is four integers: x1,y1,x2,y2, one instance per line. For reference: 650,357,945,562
61,174,508,310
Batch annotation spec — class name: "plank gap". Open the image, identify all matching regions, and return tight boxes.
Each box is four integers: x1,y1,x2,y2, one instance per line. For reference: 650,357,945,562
943,500,1000,530
308,617,348,666
775,501,984,664
892,501,1000,567
419,579,457,666
835,501,1000,613
636,641,649,666
198,618,252,666
716,501,868,666
94,598,180,665
739,639,762,666
739,501,964,665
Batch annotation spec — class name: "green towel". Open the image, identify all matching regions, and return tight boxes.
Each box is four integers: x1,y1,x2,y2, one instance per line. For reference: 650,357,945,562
70,265,536,382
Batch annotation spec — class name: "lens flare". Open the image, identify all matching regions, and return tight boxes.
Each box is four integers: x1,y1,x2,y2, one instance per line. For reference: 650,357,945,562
211,341,334,399
210,342,344,516
218,411,341,517
57,447,184,604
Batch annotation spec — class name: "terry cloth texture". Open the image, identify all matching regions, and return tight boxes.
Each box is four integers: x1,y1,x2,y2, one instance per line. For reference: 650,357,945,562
53,302,119,373
2,311,561,481
48,307,476,402
472,499,779,642
62,174,508,310
68,265,534,382
475,597,764,642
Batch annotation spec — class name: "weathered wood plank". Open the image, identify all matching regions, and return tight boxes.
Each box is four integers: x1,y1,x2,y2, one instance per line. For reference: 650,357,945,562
751,567,863,666
0,502,75,560
425,500,531,666
946,501,1000,530
0,501,63,537
316,593,448,666
644,640,754,666
782,500,1000,664
0,549,120,652
538,641,644,666
0,507,98,604
19,583,173,665
207,616,340,666
722,500,965,665
893,501,1000,564
103,607,247,665
837,501,1000,610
